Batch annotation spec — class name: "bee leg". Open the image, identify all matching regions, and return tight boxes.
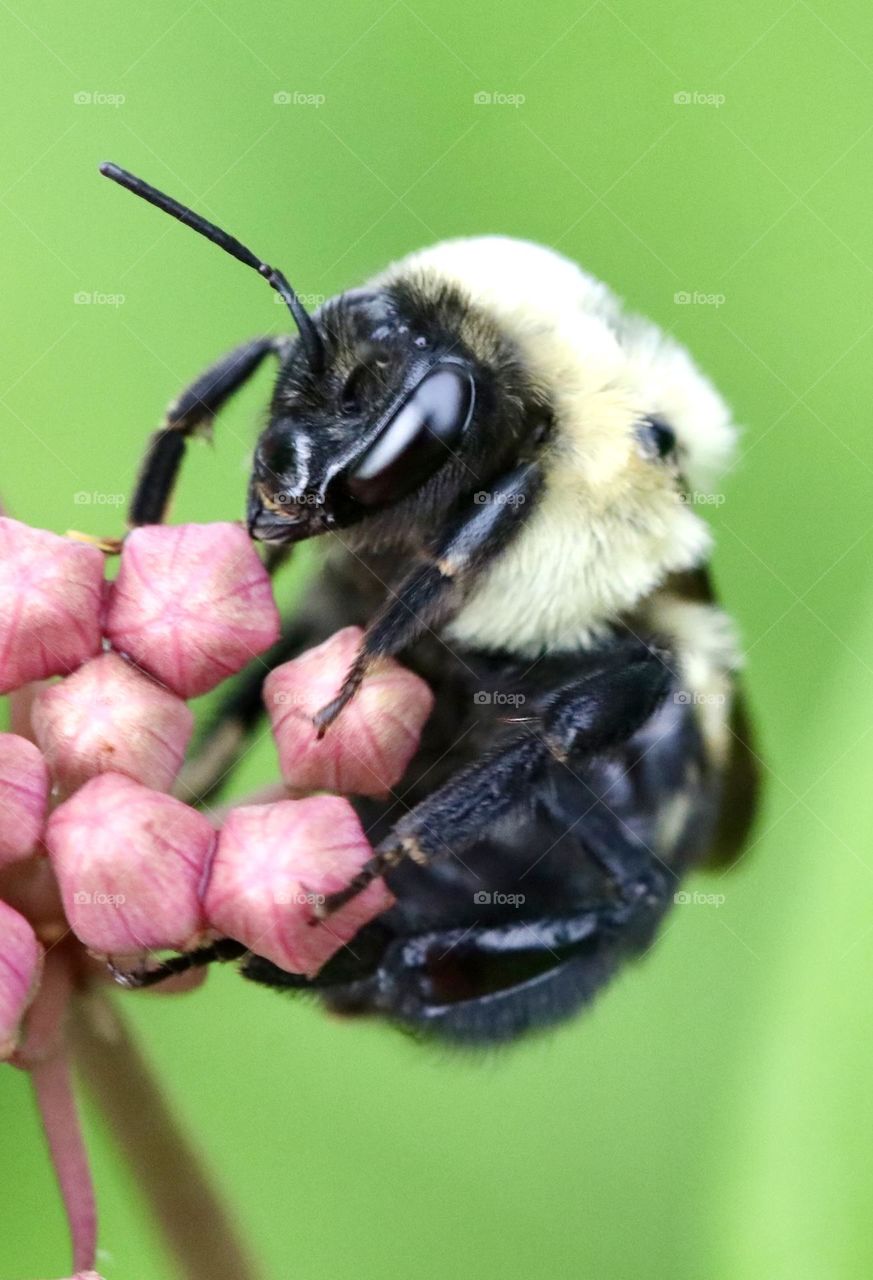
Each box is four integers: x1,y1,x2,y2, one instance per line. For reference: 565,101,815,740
317,641,673,915
240,918,394,990
106,938,248,989
129,334,291,526
313,460,543,734
330,892,674,1041
174,552,360,805
172,614,315,806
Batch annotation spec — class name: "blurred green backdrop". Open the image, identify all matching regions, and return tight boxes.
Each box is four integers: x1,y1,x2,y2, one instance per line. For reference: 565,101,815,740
1,0,873,1276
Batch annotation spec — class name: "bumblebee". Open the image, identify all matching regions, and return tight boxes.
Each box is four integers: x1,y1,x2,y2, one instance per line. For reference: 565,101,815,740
99,164,760,1043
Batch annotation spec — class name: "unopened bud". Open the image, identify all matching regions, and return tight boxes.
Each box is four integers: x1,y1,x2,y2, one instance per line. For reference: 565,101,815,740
0,518,104,694
105,523,281,698
45,773,216,957
204,796,394,977
32,653,194,797
0,900,42,1059
0,733,50,866
265,627,433,797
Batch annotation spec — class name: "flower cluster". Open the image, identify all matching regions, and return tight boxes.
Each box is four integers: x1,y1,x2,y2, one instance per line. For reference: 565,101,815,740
0,515,433,1278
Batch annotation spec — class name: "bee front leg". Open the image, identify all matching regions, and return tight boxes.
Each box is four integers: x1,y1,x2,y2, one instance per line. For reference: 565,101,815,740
313,460,543,735
129,334,291,526
316,639,674,916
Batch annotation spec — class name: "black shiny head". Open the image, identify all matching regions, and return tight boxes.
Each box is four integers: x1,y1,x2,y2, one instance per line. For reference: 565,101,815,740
247,288,479,543
100,163,538,547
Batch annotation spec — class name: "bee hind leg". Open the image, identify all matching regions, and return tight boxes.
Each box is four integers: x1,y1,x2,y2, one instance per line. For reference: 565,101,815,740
106,938,248,989
316,638,675,916
324,880,676,1042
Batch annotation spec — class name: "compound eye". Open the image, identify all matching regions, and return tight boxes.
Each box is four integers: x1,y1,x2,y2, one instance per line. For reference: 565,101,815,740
347,367,474,507
637,416,677,461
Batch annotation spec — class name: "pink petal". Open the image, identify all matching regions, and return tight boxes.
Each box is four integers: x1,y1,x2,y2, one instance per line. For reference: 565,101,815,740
0,733,50,865
265,627,433,797
45,773,216,957
32,652,194,798
0,900,42,1059
105,523,280,698
0,519,104,695
204,796,394,977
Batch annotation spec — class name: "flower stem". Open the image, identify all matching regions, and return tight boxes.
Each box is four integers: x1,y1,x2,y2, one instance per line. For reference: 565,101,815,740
18,947,97,1273
31,1048,98,1273
71,992,264,1280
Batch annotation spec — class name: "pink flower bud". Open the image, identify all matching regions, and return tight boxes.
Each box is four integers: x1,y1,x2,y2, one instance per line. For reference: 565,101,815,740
204,797,394,977
264,627,433,797
32,653,194,797
45,773,216,957
0,733,50,865
0,900,42,1059
105,523,281,698
0,519,104,695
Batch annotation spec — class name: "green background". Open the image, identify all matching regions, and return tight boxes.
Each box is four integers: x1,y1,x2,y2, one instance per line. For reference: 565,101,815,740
2,0,873,1276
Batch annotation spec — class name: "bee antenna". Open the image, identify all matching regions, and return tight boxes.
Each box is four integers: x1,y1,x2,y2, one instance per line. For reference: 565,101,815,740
99,162,324,370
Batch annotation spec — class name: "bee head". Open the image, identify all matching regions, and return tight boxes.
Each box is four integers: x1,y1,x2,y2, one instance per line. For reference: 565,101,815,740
248,289,478,542
97,164,534,548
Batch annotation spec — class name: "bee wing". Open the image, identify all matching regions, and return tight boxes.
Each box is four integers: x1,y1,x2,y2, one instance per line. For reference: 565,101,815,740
705,686,762,869
690,566,761,868
664,565,762,870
